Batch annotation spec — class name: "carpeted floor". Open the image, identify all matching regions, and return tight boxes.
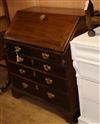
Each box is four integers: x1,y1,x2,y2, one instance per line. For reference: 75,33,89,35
0,90,69,124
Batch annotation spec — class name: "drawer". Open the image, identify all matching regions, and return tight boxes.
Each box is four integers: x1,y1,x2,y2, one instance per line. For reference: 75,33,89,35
11,76,38,95
7,52,34,66
5,41,32,56
8,63,35,79
35,71,67,93
36,85,68,107
31,48,67,65
34,60,67,77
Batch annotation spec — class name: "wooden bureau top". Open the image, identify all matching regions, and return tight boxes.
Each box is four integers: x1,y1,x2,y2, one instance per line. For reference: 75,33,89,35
4,7,84,52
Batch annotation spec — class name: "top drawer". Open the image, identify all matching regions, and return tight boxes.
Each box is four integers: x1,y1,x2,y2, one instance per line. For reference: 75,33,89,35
5,41,67,65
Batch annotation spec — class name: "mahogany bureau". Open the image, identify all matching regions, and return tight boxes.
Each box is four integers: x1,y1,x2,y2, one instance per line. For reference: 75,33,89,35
4,7,87,123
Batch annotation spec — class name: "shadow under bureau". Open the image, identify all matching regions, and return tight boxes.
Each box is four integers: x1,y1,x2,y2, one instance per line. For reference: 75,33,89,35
4,7,87,124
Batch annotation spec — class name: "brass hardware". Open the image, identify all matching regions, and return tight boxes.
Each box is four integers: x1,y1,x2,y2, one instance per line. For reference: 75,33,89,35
35,85,39,90
45,77,53,85
19,68,26,74
14,46,21,53
43,64,51,71
40,14,46,21
16,55,24,63
22,82,28,88
42,52,50,60
47,92,55,99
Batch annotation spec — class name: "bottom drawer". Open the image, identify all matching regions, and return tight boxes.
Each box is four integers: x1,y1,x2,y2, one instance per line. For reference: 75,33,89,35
11,76,38,96
11,75,68,108
37,86,68,108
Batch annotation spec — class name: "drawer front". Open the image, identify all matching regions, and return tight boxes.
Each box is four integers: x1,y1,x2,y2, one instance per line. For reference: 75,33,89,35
7,52,33,66
34,60,67,77
11,76,38,95
8,63,35,79
31,48,67,65
5,41,32,56
35,71,67,93
36,85,68,107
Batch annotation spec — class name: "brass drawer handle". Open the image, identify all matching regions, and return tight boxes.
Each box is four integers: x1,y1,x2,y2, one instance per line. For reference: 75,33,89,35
47,92,55,99
42,52,50,60
16,55,24,63
40,14,46,21
35,85,39,90
19,68,26,74
14,46,21,53
45,78,53,85
43,64,51,71
22,82,28,89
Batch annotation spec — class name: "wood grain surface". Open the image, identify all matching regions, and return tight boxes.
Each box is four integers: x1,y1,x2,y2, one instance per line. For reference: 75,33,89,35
0,90,69,124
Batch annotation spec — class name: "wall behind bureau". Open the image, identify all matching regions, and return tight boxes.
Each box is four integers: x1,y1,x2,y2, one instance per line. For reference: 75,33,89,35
0,0,4,16
5,0,100,20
